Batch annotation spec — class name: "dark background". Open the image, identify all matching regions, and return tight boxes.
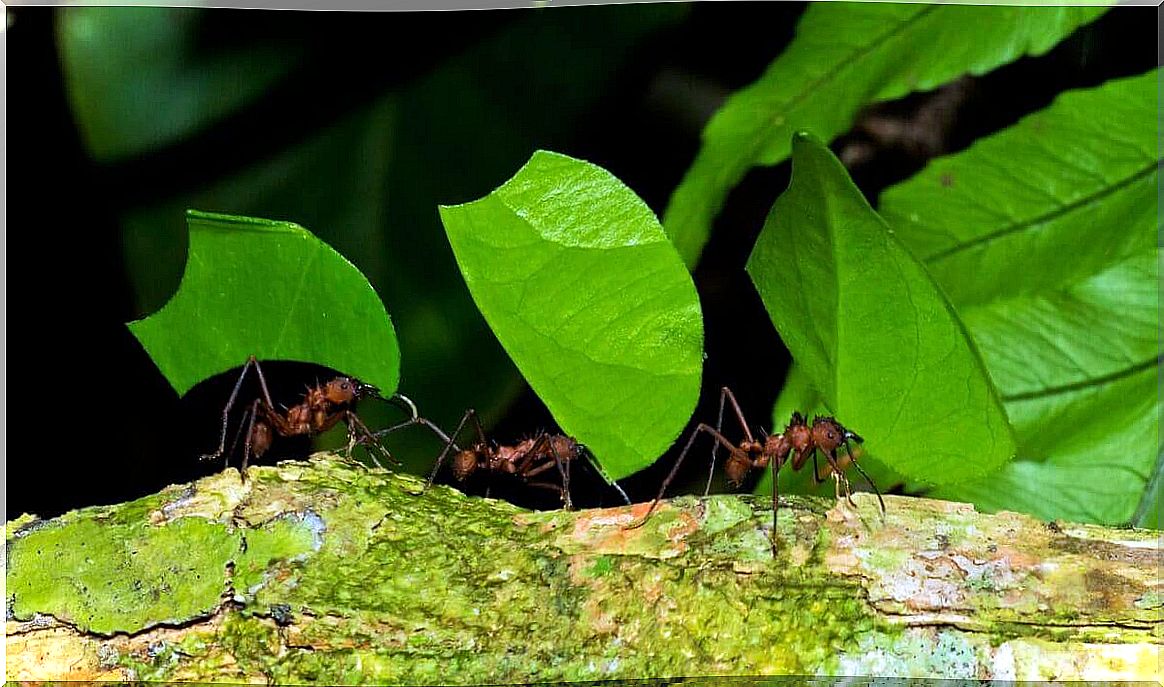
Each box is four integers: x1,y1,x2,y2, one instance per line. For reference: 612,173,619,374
6,4,1157,519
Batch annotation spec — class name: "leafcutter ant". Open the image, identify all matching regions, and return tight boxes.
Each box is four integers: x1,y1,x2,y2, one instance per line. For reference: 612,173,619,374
200,355,399,478
373,407,631,510
627,386,885,553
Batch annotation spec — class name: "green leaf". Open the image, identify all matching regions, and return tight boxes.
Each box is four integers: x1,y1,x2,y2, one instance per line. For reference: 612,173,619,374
746,133,1014,487
127,210,400,397
665,3,1108,267
439,151,704,481
879,70,1160,525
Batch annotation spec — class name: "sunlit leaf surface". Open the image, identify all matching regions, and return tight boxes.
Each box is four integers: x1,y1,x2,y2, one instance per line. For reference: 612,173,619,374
440,151,704,481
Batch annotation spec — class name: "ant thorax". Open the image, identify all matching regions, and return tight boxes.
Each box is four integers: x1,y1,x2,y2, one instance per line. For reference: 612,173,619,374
764,433,791,465
493,441,534,473
786,422,812,451
286,404,314,434
786,421,814,469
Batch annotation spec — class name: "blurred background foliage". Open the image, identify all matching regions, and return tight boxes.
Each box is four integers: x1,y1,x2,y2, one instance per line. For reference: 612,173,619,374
6,4,1156,521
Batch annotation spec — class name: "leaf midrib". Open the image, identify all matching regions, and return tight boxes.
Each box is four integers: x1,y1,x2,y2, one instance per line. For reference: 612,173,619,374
724,5,938,165
924,161,1158,264
1001,355,1159,403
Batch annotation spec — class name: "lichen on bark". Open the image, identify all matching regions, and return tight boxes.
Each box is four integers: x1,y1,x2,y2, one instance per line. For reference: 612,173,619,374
6,453,1161,683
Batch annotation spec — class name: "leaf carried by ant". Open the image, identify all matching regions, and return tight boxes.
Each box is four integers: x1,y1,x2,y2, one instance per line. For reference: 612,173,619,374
878,70,1160,526
663,3,1108,268
746,132,1015,487
127,210,400,397
439,150,704,482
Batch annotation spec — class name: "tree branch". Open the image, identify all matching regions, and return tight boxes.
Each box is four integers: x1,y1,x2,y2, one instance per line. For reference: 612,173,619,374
6,454,1161,683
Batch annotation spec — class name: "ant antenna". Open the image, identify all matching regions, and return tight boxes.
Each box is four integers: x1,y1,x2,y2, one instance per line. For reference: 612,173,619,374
384,393,419,422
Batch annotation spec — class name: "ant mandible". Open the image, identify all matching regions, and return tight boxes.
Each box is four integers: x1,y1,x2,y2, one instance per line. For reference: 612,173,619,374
200,355,398,479
626,386,885,553
373,407,631,510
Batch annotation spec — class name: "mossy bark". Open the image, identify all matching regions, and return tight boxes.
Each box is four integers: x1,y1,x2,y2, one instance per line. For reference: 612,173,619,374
6,453,1161,683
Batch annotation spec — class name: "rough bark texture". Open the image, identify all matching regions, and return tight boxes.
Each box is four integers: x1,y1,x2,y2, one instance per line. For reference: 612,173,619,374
6,453,1162,683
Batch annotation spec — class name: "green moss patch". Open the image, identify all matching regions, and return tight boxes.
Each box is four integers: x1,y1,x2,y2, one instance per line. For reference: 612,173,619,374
8,515,237,635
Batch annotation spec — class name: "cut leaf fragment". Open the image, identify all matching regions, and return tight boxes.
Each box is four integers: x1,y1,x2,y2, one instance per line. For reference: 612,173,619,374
746,132,1015,487
665,3,1108,267
880,70,1160,526
128,210,400,397
440,151,704,481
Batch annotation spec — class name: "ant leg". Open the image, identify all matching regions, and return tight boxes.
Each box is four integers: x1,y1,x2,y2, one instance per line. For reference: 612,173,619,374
343,411,398,469
519,456,572,510
809,450,826,485
249,356,277,407
425,409,475,493
362,394,464,459
525,481,565,496
706,388,728,496
625,423,736,529
770,448,782,557
201,356,257,463
721,387,756,445
841,473,857,509
706,387,755,496
573,447,631,506
360,392,425,448
535,436,573,511
468,411,497,499
844,439,886,519
370,415,460,455
820,449,858,509
226,402,254,470
562,442,573,510
240,398,263,482
517,435,572,510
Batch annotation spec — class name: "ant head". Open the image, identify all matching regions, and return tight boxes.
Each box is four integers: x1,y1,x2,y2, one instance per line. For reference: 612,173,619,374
325,377,380,404
811,416,855,452
811,416,840,450
548,434,583,459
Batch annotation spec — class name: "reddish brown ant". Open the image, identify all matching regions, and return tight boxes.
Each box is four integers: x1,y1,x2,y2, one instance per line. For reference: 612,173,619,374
373,408,631,509
627,387,885,553
201,355,399,478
